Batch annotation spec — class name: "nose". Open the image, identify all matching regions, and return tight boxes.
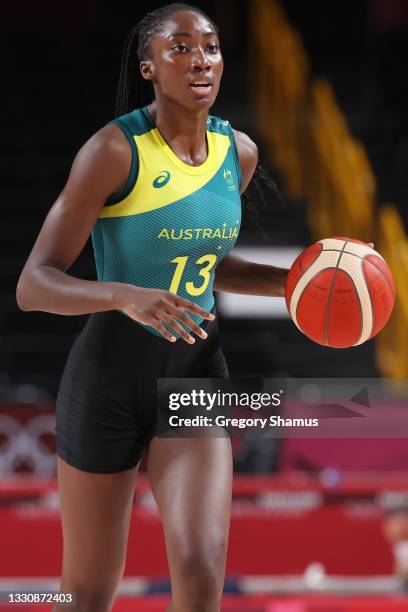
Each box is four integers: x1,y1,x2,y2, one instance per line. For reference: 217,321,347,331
191,46,210,71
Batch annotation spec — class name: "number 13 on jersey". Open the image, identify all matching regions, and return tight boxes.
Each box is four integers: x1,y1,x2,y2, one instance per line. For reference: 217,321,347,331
169,254,218,296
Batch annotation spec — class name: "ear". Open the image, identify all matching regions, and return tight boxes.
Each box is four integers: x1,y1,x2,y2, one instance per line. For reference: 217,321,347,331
140,60,155,82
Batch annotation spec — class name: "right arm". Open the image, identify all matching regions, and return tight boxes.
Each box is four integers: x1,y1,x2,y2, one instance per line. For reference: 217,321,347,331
16,125,213,343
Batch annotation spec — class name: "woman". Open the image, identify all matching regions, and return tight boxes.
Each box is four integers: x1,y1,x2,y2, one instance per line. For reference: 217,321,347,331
17,4,288,611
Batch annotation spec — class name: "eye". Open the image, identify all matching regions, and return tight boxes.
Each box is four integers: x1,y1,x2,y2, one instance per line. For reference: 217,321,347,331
207,43,220,53
172,44,189,53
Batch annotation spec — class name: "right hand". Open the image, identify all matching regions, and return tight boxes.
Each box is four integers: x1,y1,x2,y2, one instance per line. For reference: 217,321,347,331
116,286,215,343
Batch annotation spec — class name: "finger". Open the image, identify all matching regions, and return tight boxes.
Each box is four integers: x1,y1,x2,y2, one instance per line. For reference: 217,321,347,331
172,295,215,320
167,308,208,340
160,314,196,344
123,308,177,343
152,320,178,343
368,242,375,248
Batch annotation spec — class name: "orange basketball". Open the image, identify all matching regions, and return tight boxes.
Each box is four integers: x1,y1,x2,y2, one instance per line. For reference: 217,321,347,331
285,237,396,348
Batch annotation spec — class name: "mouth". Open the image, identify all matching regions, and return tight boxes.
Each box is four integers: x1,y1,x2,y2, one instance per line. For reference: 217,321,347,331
189,81,213,92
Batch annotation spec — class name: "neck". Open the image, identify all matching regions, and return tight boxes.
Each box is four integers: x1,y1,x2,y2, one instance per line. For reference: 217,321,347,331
147,97,209,166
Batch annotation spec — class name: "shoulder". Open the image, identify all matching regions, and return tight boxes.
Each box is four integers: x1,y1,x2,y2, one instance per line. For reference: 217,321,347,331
65,123,132,200
233,129,258,194
74,123,129,166
207,115,258,193
233,129,258,166
206,114,258,161
71,123,131,178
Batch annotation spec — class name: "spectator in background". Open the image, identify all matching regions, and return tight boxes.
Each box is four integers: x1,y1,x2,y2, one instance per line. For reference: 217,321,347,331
383,506,408,591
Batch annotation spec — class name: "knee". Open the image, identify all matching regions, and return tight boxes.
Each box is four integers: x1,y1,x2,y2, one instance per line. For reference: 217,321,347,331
54,585,116,612
173,543,227,610
57,556,126,612
77,589,114,612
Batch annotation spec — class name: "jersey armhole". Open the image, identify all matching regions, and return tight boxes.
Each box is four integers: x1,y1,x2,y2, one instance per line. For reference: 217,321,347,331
104,118,139,206
227,127,243,192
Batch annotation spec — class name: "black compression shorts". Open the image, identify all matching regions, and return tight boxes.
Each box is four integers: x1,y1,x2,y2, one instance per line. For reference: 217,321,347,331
55,307,229,473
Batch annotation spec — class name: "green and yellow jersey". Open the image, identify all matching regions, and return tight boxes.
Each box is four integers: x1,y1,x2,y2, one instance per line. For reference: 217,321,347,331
91,106,242,337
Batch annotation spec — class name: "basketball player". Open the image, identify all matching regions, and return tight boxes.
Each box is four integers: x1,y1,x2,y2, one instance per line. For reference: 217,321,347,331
16,5,288,611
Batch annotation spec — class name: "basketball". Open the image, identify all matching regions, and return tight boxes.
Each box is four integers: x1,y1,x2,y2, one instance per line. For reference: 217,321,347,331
285,237,396,348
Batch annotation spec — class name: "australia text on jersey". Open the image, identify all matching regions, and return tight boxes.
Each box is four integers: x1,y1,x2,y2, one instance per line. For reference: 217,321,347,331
157,222,240,240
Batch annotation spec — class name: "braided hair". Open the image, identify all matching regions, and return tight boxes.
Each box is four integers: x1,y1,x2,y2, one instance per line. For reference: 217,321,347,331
115,2,284,239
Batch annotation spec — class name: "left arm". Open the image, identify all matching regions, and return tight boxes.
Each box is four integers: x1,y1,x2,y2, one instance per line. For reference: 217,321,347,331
213,129,289,297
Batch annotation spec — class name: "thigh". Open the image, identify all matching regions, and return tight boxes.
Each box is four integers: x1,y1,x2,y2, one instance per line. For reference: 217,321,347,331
175,307,230,378
56,312,159,473
146,436,233,578
57,457,139,609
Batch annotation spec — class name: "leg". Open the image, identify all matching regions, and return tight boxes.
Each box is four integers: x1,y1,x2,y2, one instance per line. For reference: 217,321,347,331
54,457,139,612
147,435,233,612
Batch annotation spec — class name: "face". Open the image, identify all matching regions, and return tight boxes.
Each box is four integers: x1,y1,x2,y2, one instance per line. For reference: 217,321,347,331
140,10,223,112
384,512,408,543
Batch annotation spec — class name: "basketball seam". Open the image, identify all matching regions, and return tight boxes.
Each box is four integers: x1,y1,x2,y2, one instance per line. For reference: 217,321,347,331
363,256,395,298
343,264,364,346
320,248,381,260
291,243,323,326
359,256,374,343
293,267,340,340
326,268,364,346
296,244,323,276
362,256,394,341
326,266,365,347
324,241,348,347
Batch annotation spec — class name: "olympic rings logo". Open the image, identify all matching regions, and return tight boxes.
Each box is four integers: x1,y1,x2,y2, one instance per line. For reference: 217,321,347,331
0,414,56,476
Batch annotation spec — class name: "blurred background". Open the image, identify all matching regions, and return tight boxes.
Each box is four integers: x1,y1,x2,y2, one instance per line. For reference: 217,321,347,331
1,0,408,610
